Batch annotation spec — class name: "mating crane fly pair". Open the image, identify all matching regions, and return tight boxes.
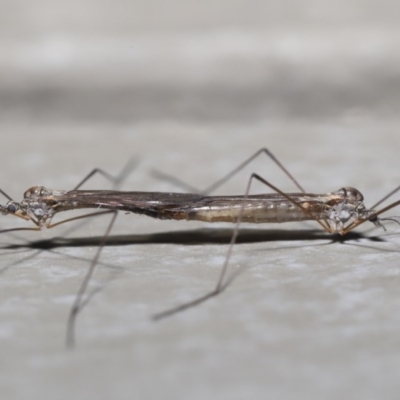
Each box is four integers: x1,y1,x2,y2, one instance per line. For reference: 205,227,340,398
1,148,400,347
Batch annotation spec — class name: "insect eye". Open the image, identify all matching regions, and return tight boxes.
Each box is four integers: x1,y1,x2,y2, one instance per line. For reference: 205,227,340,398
338,187,364,202
24,186,39,199
7,202,19,213
344,187,364,202
369,215,378,223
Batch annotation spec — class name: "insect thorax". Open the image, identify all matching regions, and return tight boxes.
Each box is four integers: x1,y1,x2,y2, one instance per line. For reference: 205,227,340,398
326,200,374,233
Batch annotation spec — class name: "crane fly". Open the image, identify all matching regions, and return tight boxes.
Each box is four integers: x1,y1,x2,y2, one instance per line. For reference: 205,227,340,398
1,149,400,348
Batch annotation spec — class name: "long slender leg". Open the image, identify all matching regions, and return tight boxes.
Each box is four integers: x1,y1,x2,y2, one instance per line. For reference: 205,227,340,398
0,209,117,346
0,189,13,202
73,157,137,190
0,158,136,211
202,148,306,195
343,198,400,234
152,148,306,195
153,173,330,320
11,209,118,347
0,227,41,234
371,184,400,209
65,210,118,348
57,158,136,239
0,159,135,259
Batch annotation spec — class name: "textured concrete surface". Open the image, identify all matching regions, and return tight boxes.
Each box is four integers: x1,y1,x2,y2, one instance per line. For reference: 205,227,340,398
1,2,400,400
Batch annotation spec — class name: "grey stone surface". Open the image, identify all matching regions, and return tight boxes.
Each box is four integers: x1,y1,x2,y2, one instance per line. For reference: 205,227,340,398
1,2,400,400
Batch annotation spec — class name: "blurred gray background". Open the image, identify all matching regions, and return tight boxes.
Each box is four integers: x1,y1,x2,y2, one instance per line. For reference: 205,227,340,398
1,2,400,400
2,1,400,124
